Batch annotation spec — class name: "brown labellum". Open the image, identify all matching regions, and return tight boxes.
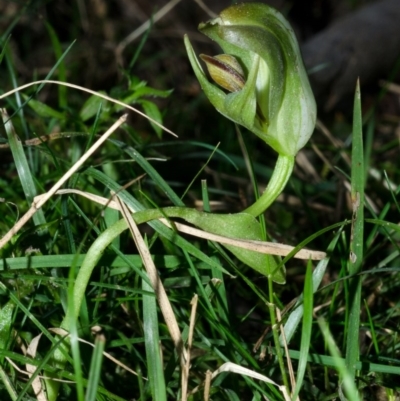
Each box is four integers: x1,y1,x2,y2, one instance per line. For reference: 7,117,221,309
200,54,246,93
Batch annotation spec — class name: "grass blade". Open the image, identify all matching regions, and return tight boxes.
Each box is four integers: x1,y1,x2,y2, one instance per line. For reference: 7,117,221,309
45,22,67,108
142,277,167,401
345,79,364,389
85,332,106,401
291,259,313,401
1,109,46,228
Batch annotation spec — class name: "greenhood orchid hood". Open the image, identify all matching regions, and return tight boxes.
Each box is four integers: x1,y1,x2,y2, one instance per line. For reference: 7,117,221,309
184,3,316,157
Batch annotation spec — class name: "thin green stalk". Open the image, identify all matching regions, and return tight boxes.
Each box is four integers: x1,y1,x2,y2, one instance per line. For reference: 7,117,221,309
364,299,379,355
45,22,67,108
244,154,295,217
318,318,360,401
267,277,290,393
0,365,17,400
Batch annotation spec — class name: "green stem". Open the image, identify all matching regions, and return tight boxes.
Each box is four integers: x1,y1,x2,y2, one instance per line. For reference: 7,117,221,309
243,154,295,217
62,208,187,327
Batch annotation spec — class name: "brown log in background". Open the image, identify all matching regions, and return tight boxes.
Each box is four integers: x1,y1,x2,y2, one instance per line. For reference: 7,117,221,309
301,0,400,110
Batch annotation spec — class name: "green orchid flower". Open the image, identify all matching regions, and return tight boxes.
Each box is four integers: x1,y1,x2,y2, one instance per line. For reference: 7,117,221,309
184,2,317,217
184,2,316,157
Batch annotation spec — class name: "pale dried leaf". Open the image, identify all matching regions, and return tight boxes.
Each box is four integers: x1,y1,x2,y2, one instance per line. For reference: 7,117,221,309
24,334,46,401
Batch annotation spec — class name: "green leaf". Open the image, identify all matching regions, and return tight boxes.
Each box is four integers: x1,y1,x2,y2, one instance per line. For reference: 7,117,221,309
0,302,14,352
80,92,107,121
162,207,286,283
139,99,163,138
21,94,65,120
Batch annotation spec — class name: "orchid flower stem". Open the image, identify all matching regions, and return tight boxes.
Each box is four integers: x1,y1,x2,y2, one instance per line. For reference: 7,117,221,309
243,154,295,217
